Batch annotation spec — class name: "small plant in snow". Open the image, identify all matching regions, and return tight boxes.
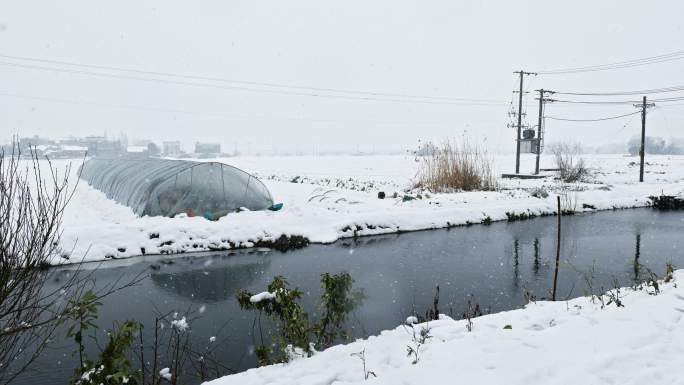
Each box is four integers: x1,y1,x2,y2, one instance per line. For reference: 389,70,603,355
631,263,662,295
605,279,625,308
530,187,549,198
350,348,376,380
572,261,606,307
665,262,675,283
462,299,482,332
405,324,431,365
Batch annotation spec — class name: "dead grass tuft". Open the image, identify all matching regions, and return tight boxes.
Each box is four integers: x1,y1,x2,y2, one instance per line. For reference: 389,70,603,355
552,143,588,183
414,140,496,192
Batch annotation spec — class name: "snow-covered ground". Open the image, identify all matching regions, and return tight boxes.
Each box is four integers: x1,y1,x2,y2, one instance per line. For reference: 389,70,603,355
206,270,684,385
41,153,684,264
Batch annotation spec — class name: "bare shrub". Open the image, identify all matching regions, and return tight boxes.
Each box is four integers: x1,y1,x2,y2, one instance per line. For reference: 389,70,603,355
414,140,496,192
0,144,81,383
551,143,588,182
0,143,138,384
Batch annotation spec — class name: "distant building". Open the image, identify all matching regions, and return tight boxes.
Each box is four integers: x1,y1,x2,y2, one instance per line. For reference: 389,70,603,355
40,145,88,159
83,136,124,157
147,142,161,156
19,136,52,151
126,145,149,158
194,142,221,158
132,139,153,147
163,141,182,156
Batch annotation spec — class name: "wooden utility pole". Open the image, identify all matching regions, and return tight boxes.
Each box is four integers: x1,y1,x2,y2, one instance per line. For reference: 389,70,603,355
634,96,655,182
513,70,537,174
533,89,555,174
535,90,544,175
640,96,647,182
533,89,554,174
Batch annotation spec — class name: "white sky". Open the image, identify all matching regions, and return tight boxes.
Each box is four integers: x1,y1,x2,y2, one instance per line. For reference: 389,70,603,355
1,0,683,154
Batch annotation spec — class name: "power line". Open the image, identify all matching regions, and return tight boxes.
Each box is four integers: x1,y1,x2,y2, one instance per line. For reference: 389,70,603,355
545,111,641,122
650,96,684,103
0,91,496,126
552,98,643,105
0,53,505,105
536,49,684,75
552,96,684,105
553,84,684,96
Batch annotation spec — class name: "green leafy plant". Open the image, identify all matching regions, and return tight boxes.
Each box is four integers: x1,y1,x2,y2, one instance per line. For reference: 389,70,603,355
65,290,101,371
236,272,364,365
66,291,142,385
72,320,142,385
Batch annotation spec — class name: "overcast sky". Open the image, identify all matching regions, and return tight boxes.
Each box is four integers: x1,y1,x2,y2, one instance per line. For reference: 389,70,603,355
1,0,683,154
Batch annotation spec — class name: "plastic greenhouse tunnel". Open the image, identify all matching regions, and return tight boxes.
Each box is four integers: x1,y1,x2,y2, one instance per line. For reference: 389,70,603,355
79,158,274,220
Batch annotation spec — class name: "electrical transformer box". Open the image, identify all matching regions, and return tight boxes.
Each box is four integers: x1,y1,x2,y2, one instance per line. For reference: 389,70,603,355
522,129,536,139
520,139,540,154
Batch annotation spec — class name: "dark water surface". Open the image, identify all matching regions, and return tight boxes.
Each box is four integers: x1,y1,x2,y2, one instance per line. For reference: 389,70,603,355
17,209,684,384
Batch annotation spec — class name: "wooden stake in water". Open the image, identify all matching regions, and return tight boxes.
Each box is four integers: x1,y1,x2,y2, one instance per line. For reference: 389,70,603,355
552,196,561,301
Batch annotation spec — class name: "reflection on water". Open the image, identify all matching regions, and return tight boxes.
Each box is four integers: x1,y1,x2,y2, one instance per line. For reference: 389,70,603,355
150,256,270,302
511,237,548,289
15,208,684,385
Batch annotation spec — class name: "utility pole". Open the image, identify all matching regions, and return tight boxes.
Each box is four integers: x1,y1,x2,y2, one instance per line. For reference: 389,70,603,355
534,89,554,174
535,90,544,175
513,70,537,174
634,96,655,182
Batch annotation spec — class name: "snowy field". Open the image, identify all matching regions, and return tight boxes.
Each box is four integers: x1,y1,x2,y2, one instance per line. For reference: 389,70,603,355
206,270,684,385
38,153,684,264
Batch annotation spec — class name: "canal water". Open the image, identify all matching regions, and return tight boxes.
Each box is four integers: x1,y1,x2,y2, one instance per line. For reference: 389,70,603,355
16,208,684,384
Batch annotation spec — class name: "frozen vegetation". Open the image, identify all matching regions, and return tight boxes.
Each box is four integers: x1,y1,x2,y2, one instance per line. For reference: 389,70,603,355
31,153,684,264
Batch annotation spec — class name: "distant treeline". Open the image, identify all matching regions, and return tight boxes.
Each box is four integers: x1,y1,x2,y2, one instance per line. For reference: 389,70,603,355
627,136,684,156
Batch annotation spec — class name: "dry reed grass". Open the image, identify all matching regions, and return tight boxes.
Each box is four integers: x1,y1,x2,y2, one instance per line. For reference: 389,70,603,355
414,140,496,192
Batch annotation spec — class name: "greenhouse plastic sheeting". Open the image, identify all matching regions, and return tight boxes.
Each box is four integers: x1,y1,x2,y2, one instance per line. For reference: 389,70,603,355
79,158,273,219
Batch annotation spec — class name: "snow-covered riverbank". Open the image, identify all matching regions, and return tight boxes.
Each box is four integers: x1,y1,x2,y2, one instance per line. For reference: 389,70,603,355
42,153,684,264
205,269,684,385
